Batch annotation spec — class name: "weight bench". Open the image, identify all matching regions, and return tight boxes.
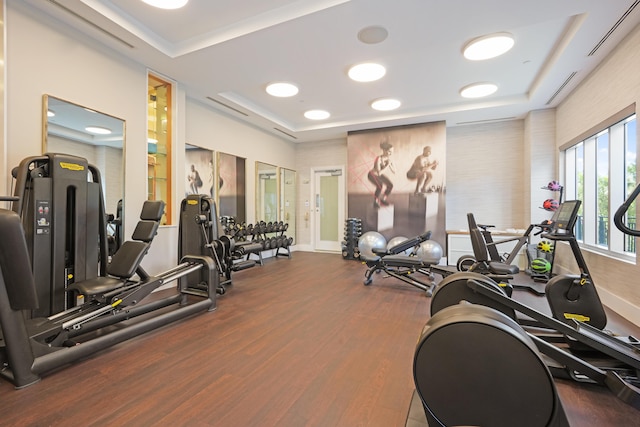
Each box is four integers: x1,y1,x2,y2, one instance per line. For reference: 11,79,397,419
68,200,165,302
362,231,438,296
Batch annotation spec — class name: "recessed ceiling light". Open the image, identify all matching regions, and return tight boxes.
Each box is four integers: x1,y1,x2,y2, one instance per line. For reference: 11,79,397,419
304,110,330,120
47,110,55,117
141,0,189,9
266,82,299,97
460,82,498,98
463,32,514,60
85,126,112,135
348,63,386,82
357,26,389,44
371,98,401,111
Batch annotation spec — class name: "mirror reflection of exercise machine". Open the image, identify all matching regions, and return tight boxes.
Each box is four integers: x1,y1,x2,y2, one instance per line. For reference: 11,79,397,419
0,154,218,389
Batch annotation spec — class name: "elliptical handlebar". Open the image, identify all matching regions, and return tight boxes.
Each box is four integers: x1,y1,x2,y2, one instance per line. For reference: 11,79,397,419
614,183,640,237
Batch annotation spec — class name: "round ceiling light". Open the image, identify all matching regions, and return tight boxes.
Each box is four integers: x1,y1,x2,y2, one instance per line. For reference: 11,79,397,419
348,63,386,82
463,32,514,60
266,82,299,97
141,0,189,9
304,110,330,120
460,82,498,98
85,126,112,135
357,26,389,44
371,98,401,111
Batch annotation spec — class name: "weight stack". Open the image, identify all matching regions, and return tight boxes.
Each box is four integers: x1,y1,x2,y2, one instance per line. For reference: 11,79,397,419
343,218,362,260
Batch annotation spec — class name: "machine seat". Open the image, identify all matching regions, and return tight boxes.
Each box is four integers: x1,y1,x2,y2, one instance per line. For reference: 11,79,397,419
382,255,428,268
70,276,126,297
68,200,164,298
488,261,519,275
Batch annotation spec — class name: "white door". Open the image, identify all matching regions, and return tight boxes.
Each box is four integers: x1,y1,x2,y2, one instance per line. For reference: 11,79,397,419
313,168,345,252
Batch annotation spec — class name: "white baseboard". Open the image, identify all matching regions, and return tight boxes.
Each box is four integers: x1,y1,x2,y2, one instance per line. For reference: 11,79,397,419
598,287,640,328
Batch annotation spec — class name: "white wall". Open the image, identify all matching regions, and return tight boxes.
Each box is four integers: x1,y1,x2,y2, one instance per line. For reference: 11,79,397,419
5,3,294,274
185,99,296,226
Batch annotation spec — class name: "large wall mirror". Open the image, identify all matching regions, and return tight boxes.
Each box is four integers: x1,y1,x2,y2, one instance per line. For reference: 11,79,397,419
280,168,296,243
43,95,125,225
256,162,278,223
217,152,246,223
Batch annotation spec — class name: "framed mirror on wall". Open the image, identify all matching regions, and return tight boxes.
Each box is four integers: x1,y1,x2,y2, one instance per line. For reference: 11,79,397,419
217,152,246,223
43,94,125,226
256,162,278,223
185,144,215,198
280,168,296,244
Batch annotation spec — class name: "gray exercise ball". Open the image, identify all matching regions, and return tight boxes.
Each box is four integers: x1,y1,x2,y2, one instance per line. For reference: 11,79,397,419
387,236,411,255
416,240,443,264
358,231,387,258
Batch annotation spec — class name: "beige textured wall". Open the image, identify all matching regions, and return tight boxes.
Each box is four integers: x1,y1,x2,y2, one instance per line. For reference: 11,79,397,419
446,120,525,231
555,24,640,324
524,110,558,226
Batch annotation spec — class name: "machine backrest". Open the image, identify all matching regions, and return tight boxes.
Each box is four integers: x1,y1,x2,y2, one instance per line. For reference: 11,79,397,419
106,200,165,279
0,209,39,310
467,213,490,263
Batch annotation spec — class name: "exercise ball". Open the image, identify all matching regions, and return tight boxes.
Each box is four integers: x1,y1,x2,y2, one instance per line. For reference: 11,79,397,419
416,240,443,264
537,240,553,253
387,236,411,255
531,258,551,274
358,231,387,259
546,180,562,191
542,199,559,211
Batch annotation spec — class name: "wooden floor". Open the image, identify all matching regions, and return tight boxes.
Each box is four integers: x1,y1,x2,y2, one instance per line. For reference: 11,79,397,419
1,252,639,426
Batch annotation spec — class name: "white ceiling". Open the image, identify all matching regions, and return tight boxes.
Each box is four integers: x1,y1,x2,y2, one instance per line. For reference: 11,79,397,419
23,0,640,143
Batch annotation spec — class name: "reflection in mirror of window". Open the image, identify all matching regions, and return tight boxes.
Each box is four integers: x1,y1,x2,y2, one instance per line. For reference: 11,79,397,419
256,162,279,223
148,73,172,225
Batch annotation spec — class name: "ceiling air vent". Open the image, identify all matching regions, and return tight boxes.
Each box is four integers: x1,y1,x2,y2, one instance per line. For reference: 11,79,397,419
456,117,517,126
546,71,577,105
588,0,640,56
273,128,297,139
46,0,135,48
206,97,249,117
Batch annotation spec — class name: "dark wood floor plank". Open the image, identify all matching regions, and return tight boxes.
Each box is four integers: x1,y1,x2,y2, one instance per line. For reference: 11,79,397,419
1,252,639,426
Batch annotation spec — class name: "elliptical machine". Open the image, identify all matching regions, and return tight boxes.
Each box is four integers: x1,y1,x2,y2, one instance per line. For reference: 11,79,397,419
542,200,608,329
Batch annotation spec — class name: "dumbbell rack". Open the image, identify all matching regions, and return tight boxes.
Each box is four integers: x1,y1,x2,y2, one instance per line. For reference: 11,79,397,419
342,218,362,260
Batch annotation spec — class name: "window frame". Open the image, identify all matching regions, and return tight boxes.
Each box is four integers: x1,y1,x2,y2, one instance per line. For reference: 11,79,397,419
560,105,636,262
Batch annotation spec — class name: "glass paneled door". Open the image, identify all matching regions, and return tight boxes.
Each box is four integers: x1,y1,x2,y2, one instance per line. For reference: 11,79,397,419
314,168,345,251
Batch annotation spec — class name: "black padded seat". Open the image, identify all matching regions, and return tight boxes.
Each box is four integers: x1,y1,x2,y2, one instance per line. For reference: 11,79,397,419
382,255,428,268
70,276,126,297
488,261,519,275
68,200,165,298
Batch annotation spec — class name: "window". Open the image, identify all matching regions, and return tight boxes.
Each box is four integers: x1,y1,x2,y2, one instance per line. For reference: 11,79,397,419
562,112,636,257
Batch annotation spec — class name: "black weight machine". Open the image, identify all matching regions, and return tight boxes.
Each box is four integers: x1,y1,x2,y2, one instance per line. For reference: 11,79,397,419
0,154,218,389
361,231,440,297
179,194,259,294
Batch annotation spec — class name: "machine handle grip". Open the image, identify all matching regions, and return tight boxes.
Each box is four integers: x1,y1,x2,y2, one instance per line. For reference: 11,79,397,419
614,183,640,237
